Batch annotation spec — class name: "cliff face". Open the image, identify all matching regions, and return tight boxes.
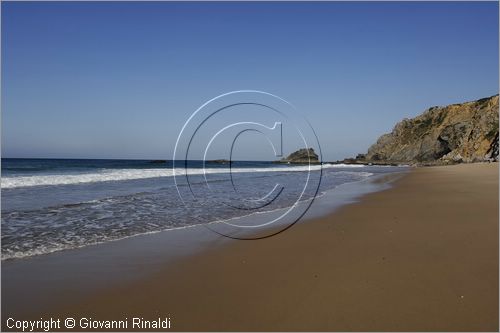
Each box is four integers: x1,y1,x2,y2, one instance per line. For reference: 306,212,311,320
365,95,499,164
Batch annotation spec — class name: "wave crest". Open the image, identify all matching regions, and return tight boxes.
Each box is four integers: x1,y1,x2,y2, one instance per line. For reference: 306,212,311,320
2,164,365,189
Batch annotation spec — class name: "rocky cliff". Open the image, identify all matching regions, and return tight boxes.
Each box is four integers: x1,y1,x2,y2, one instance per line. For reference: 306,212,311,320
364,95,499,164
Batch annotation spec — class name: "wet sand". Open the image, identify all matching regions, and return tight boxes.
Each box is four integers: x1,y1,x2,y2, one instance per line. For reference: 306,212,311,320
8,163,500,331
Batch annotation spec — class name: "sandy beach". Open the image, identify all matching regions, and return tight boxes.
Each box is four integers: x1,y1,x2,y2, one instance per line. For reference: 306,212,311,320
38,163,497,331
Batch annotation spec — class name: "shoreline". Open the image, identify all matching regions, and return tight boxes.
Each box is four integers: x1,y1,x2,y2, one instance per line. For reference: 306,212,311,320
2,169,401,322
2,163,497,331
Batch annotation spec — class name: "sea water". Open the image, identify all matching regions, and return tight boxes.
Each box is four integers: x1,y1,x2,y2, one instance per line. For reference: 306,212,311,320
1,158,405,260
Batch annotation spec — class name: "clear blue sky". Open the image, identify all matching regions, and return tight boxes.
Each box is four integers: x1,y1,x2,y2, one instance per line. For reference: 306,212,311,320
2,1,498,161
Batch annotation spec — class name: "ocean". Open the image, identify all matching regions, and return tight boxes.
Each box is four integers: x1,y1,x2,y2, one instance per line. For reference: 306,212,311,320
1,158,405,260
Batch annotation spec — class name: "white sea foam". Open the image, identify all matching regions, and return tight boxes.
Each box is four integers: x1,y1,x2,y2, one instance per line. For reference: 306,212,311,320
1,174,377,261
322,163,366,168
1,164,365,189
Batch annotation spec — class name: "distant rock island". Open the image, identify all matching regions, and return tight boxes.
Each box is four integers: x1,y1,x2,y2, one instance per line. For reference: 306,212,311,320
206,159,230,164
350,95,499,165
277,148,320,164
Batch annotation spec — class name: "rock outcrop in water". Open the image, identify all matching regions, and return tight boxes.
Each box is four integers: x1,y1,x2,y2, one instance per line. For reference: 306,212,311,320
278,148,320,164
363,95,499,164
206,159,230,164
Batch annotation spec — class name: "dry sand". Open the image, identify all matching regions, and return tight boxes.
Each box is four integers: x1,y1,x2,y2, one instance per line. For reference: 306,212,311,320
54,163,499,331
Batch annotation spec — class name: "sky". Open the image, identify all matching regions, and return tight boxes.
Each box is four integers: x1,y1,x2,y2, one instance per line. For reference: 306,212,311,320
2,1,499,161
